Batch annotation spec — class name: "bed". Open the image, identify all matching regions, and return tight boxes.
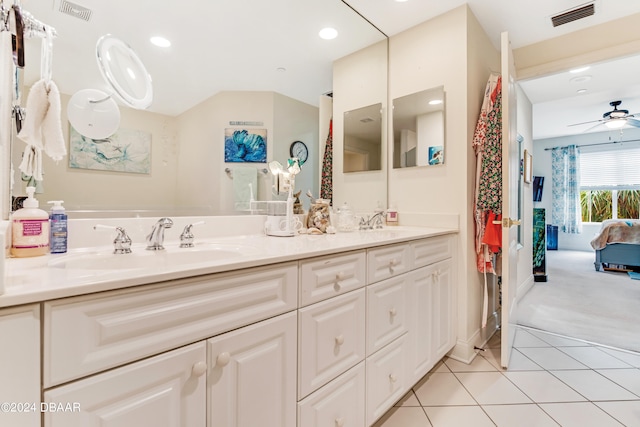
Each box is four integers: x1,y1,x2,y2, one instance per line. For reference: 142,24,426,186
590,219,640,271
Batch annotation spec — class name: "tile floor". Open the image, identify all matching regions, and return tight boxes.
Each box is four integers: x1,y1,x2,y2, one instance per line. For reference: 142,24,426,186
374,327,640,426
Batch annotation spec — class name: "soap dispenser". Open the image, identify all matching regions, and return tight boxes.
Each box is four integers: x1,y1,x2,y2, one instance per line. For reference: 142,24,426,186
11,187,50,257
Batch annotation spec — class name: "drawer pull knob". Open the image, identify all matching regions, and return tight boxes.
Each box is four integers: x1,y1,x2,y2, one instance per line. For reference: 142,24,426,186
389,373,397,383
335,335,345,346
335,417,345,427
216,352,231,367
389,258,398,267
192,361,207,377
335,271,346,281
389,308,397,316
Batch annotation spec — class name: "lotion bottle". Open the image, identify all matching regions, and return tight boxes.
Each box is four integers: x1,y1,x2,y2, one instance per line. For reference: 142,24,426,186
11,187,50,257
48,200,68,254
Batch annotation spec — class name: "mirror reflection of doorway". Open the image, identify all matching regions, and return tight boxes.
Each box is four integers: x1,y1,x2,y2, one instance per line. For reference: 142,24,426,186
344,149,370,172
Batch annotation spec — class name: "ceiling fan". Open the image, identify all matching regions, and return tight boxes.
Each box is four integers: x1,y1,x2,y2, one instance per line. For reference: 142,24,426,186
569,100,640,131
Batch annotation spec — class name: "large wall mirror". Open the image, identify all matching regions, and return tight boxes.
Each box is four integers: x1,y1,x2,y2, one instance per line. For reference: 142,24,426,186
343,103,382,173
392,86,445,168
5,0,387,219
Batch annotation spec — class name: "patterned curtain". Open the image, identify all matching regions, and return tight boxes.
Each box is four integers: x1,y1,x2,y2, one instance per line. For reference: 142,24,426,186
320,119,333,204
552,145,582,234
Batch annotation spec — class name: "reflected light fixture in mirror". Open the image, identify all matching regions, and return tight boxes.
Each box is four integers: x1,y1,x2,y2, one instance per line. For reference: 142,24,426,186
67,88,121,140
343,103,383,173
392,86,445,168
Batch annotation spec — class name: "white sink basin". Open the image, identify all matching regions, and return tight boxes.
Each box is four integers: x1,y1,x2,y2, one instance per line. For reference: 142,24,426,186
48,243,255,270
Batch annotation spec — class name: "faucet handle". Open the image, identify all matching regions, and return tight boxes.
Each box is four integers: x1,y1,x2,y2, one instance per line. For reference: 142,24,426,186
94,225,132,254
180,221,205,248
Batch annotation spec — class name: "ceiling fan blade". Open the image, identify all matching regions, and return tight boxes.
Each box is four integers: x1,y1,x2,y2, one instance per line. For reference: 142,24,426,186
568,119,603,127
626,118,640,128
582,122,605,133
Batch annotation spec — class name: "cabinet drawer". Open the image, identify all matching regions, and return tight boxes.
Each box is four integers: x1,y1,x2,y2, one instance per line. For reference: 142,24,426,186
300,250,366,307
367,243,412,284
44,262,297,387
297,362,365,427
44,341,206,427
366,275,408,356
298,289,366,399
412,235,453,268
366,334,409,426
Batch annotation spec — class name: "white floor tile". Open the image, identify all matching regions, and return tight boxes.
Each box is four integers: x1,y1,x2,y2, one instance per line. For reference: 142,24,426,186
527,329,591,347
595,401,640,426
506,349,544,371
557,346,632,369
413,373,476,406
424,406,495,427
596,369,640,397
539,402,625,427
518,347,589,370
514,329,553,348
550,369,639,401
444,355,498,372
481,403,560,427
395,390,421,407
454,372,532,405
503,371,587,403
373,406,432,427
599,347,640,368
429,360,450,373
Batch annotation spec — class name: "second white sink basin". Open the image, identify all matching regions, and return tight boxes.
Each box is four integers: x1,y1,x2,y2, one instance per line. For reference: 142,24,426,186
48,243,255,271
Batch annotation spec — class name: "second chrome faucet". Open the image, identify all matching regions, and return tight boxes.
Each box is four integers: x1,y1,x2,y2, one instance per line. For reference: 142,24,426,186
146,217,174,250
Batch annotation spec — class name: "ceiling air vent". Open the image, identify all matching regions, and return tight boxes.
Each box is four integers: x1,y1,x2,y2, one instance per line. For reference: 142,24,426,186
59,0,92,22
551,3,595,27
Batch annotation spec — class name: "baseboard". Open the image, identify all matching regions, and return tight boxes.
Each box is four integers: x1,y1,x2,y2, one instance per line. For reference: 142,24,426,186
448,310,499,364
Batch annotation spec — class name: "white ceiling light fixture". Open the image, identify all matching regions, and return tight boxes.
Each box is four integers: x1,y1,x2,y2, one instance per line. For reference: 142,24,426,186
150,36,171,47
605,118,626,129
429,99,443,105
569,66,590,73
319,27,338,40
577,89,587,94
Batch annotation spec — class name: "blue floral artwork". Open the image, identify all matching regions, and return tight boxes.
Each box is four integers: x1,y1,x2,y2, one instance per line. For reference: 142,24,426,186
224,128,267,163
69,127,151,174
428,145,444,165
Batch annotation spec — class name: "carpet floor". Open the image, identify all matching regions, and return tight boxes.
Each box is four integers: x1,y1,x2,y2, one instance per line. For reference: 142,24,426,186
518,249,640,353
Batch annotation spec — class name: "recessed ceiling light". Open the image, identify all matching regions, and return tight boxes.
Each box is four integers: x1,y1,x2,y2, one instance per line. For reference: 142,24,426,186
276,67,286,73
319,27,338,40
570,75,591,84
577,89,587,94
569,66,590,73
429,99,443,105
150,36,171,47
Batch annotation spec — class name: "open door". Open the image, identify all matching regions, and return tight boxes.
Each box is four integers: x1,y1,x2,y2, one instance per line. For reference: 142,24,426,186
500,31,520,368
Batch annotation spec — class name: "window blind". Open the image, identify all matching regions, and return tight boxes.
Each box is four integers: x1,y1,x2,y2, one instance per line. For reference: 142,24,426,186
580,146,640,190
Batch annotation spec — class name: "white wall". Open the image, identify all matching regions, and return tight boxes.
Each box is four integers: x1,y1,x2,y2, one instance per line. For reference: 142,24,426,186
532,127,640,252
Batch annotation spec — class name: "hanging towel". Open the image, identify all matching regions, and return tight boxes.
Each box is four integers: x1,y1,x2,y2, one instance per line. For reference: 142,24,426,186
320,118,333,204
0,31,13,148
233,166,257,211
18,78,66,162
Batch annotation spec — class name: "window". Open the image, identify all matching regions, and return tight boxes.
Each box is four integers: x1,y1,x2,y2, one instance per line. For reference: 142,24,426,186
580,145,640,222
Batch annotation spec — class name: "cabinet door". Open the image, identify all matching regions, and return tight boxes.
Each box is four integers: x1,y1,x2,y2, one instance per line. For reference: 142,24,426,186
0,305,40,427
208,311,296,427
407,267,434,384
432,259,455,360
44,342,207,427
366,275,408,356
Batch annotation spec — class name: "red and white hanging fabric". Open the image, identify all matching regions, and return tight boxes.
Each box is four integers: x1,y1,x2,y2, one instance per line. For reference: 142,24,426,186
473,73,502,328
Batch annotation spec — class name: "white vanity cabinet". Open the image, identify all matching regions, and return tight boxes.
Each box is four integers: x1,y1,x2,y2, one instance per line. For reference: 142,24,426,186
208,311,297,427
0,304,40,427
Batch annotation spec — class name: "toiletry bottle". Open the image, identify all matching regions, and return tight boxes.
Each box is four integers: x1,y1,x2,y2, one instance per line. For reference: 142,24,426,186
48,200,68,254
11,187,50,257
386,205,399,226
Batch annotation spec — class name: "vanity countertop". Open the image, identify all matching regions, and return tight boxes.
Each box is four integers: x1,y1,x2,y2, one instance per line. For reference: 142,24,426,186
1,226,457,308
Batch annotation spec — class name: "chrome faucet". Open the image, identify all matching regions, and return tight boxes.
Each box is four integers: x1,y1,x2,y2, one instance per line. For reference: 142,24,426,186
94,225,132,254
179,221,205,248
146,217,173,250
359,211,385,230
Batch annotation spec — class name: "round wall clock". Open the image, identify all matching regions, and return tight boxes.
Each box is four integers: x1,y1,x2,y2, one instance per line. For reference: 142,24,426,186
290,140,309,166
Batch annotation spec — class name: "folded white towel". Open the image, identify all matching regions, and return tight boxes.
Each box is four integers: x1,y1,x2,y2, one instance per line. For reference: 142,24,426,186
19,145,43,182
18,78,66,162
233,167,257,211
